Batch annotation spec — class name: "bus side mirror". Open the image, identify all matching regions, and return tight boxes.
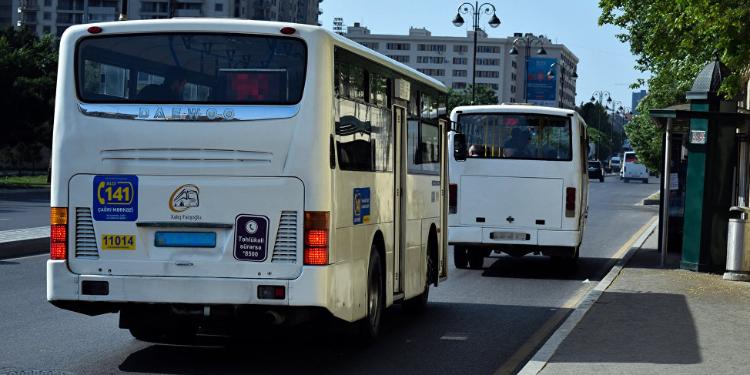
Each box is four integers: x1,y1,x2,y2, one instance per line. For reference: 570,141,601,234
454,133,467,161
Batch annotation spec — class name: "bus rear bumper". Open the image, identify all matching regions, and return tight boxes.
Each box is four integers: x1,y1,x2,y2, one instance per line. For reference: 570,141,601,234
448,226,581,247
47,260,342,318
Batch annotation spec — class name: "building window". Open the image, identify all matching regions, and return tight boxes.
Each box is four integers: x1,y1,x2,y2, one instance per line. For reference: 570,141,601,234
44,0,51,6
476,70,500,78
43,12,51,20
417,56,445,64
417,68,445,77
476,45,500,54
477,58,500,66
215,3,223,12
511,73,517,81
477,83,499,90
43,25,51,34
387,55,410,63
452,82,467,89
386,42,411,50
452,69,467,77
453,45,468,53
452,57,467,65
511,85,516,93
417,44,446,52
512,61,517,69
360,42,379,50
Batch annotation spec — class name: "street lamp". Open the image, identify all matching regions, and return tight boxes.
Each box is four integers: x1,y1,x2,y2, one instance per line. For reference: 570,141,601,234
547,62,578,109
452,2,501,104
509,34,547,103
590,90,612,160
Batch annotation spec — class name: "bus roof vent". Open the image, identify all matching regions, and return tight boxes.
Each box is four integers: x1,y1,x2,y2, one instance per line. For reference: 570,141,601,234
75,207,99,259
271,211,298,263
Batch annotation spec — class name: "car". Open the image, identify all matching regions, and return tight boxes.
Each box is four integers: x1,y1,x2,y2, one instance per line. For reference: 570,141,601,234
609,155,621,173
588,160,605,182
620,151,649,183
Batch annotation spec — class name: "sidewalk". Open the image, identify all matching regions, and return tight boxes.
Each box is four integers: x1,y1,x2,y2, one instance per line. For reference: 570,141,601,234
539,231,750,374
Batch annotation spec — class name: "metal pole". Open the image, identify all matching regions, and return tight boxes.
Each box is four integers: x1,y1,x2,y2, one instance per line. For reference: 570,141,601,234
524,39,530,103
660,118,673,268
739,133,749,206
471,1,478,104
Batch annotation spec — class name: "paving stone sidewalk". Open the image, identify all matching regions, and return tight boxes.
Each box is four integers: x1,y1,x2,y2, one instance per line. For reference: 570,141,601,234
540,231,750,374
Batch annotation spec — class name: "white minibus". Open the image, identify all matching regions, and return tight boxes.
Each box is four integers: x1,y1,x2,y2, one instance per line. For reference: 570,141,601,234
620,151,649,183
47,19,448,342
448,105,589,269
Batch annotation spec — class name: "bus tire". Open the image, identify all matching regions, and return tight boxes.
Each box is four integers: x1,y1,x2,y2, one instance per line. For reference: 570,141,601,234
403,230,437,313
551,246,579,266
128,324,196,345
599,176,605,182
454,246,469,269
624,178,630,183
642,178,648,184
359,246,384,342
468,249,484,269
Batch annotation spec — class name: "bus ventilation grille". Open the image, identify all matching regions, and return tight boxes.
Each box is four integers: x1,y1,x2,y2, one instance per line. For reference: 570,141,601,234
75,207,99,259
271,211,298,263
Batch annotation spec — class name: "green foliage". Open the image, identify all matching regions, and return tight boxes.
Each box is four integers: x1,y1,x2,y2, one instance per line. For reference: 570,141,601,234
446,84,499,113
598,0,750,170
576,102,624,160
0,27,57,170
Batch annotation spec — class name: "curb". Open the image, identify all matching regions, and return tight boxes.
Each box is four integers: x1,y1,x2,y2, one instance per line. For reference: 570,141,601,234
517,217,658,375
0,238,49,260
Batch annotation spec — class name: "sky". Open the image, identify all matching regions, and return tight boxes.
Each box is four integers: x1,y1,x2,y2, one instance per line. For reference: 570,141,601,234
319,0,648,109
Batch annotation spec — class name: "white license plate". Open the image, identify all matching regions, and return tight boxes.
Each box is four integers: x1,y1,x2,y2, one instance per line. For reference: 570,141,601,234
490,231,529,241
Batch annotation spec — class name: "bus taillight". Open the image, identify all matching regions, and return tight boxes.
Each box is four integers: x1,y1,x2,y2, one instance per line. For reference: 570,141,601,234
304,211,330,265
50,207,68,260
449,184,457,214
565,188,576,218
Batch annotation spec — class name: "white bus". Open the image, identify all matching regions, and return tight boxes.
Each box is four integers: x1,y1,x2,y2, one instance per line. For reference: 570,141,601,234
448,105,589,268
47,19,448,342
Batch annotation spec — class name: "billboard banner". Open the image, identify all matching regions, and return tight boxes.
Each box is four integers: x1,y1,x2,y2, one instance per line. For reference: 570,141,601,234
526,57,557,106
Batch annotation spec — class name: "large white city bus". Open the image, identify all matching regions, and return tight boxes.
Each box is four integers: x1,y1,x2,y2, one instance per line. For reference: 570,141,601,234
448,105,588,269
47,19,449,342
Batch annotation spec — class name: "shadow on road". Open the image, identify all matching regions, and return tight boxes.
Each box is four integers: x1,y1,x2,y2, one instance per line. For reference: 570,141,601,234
478,255,616,282
117,302,560,375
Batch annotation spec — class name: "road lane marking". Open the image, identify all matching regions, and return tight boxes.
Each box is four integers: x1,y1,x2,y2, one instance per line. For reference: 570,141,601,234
494,216,658,375
1,253,48,261
440,332,469,341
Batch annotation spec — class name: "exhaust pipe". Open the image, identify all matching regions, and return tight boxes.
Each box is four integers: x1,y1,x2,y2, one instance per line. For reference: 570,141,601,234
265,310,285,325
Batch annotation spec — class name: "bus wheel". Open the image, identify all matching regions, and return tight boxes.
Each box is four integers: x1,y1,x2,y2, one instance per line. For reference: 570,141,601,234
359,246,384,342
551,246,579,267
403,238,436,314
642,178,648,184
128,323,196,345
468,249,484,270
454,246,469,269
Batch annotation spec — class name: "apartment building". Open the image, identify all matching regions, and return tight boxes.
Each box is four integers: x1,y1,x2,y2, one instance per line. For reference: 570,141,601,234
16,0,320,36
345,23,578,108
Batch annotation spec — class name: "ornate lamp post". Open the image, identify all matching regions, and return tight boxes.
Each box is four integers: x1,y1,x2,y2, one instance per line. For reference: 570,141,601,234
547,62,578,108
452,2,501,104
509,34,547,103
590,90,612,160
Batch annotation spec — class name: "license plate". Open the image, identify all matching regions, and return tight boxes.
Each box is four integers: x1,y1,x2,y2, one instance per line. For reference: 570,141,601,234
101,234,136,250
154,232,216,248
490,231,529,241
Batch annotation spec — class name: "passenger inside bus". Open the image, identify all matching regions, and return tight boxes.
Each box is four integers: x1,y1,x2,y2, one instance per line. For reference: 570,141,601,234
136,68,187,101
503,128,533,158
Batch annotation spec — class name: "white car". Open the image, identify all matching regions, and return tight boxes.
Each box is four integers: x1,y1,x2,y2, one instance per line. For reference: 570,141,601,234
620,151,649,183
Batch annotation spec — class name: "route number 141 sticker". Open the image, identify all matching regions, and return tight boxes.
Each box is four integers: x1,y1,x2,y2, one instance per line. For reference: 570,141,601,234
93,175,138,221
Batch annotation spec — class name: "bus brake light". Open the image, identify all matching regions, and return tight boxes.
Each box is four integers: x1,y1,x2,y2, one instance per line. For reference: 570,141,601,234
304,211,330,265
565,188,576,218
50,207,68,260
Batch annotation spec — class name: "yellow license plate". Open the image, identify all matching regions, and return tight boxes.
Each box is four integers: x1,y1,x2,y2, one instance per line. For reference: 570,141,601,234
101,234,136,250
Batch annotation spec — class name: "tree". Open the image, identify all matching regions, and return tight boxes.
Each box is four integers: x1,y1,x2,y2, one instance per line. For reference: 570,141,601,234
446,84,499,114
598,0,750,170
577,102,622,160
0,27,58,172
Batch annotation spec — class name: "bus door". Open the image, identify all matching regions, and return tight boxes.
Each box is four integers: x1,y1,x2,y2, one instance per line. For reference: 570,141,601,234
393,105,407,294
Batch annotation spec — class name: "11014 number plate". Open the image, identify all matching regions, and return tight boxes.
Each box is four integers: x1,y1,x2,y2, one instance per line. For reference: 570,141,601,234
490,231,530,241
101,234,136,250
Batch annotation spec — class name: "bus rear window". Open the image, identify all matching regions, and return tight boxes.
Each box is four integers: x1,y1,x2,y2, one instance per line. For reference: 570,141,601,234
458,113,572,161
76,33,306,104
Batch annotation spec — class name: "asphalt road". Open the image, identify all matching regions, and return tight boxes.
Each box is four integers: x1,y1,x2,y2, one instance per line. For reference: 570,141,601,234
0,176,658,375
0,189,50,230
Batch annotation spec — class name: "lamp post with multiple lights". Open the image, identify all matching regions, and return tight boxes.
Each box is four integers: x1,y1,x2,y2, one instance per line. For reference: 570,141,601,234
452,2,501,104
547,62,578,108
509,34,547,103
590,90,612,160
